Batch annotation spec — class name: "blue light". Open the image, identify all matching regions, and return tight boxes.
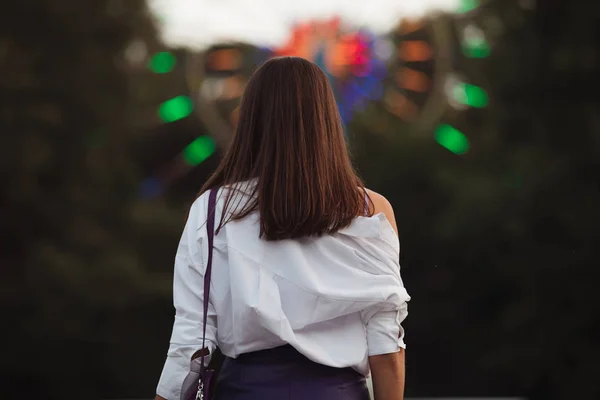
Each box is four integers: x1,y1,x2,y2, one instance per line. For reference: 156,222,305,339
367,81,384,100
139,177,163,199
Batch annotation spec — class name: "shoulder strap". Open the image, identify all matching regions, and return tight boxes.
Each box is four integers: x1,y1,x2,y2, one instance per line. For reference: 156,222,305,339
200,187,218,370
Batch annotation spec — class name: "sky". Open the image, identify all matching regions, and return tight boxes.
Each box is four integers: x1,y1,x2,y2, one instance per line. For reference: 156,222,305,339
148,0,461,50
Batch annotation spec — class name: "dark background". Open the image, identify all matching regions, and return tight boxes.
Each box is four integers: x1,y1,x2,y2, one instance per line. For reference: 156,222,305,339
1,0,598,399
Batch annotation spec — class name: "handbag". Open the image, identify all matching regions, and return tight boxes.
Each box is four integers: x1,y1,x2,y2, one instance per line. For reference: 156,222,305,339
180,187,224,400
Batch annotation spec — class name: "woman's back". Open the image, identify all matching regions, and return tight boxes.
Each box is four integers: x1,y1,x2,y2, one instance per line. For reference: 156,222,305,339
188,182,409,374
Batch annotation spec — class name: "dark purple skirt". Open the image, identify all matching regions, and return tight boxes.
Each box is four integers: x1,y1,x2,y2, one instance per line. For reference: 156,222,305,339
213,345,370,400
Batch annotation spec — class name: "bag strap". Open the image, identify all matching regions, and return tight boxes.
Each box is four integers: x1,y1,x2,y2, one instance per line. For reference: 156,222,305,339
200,187,218,371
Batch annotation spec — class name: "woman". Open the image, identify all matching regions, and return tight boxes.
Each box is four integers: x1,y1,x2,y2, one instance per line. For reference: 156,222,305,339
156,57,410,400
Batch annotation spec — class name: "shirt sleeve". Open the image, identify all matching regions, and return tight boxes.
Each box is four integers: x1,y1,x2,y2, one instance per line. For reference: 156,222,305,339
156,197,218,400
359,223,410,357
363,302,408,356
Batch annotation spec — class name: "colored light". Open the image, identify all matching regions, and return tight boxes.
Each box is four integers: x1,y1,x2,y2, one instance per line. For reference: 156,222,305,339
458,0,479,13
462,43,491,58
462,25,490,58
374,39,394,61
400,41,433,62
158,96,193,122
206,49,243,72
384,90,418,121
183,136,216,166
148,51,176,73
435,124,470,154
452,82,488,108
139,177,163,198
397,68,430,92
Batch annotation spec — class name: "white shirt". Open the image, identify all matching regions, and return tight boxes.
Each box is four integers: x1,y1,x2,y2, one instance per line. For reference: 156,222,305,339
157,181,410,399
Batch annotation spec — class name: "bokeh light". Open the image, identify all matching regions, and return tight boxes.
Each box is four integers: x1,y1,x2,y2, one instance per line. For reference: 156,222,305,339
148,51,177,73
456,0,480,14
158,95,193,123
435,124,470,154
452,82,489,108
462,24,491,58
183,136,216,166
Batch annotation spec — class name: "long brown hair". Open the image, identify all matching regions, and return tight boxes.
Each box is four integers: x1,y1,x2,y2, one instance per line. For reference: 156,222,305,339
200,56,372,240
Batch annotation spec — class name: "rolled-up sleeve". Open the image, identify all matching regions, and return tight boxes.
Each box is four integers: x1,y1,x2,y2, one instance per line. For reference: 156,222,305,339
157,198,218,400
359,223,410,357
363,302,408,356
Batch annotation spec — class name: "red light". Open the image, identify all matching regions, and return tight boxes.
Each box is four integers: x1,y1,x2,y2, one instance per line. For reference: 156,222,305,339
273,18,373,79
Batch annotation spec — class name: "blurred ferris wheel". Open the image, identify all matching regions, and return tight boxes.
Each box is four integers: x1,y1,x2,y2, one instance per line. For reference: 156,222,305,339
142,0,492,197
186,17,454,148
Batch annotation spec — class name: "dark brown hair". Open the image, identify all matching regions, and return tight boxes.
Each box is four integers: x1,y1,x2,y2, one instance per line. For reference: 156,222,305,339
200,56,372,240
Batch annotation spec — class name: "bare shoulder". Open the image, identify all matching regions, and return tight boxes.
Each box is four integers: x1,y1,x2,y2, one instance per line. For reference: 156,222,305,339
365,189,398,237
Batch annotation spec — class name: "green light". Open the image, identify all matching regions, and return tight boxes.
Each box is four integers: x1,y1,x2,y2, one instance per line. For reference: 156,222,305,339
158,96,193,122
462,31,491,59
435,124,470,155
457,0,479,13
183,136,216,166
148,52,176,73
452,82,488,108
462,23,490,59
462,43,491,58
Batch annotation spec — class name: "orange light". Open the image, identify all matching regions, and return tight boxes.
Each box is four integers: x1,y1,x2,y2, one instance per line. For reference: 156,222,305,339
274,22,315,58
272,18,370,79
399,41,433,62
396,68,430,92
384,90,418,121
206,49,242,71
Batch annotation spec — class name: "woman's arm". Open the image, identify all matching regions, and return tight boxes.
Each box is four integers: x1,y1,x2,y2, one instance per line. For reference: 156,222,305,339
155,197,218,400
369,349,405,400
366,190,406,400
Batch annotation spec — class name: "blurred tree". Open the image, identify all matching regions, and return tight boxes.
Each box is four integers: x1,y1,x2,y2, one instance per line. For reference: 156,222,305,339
0,0,185,398
352,1,600,399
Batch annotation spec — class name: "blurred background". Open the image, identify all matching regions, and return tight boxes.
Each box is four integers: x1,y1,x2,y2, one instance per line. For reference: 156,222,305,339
1,0,599,399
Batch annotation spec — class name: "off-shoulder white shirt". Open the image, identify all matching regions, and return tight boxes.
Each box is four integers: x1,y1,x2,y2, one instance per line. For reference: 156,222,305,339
157,181,410,399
